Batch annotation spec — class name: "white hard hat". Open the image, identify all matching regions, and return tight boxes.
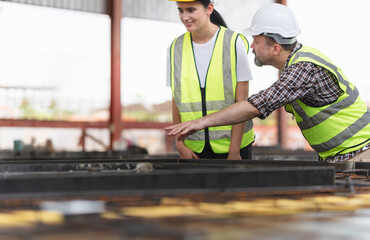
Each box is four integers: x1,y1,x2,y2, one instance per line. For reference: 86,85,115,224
244,3,301,40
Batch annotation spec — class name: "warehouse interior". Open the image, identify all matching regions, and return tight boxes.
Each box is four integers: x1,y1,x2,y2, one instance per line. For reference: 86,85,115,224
0,0,369,239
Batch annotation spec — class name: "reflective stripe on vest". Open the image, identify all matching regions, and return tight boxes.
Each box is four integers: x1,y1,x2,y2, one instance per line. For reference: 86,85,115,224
170,27,254,153
185,120,254,141
285,46,370,159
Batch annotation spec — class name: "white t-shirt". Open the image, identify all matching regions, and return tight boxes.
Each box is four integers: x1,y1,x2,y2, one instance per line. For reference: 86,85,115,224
166,30,253,88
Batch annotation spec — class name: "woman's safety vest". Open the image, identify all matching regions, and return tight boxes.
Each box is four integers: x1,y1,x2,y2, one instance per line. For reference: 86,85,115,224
170,27,255,154
285,46,370,160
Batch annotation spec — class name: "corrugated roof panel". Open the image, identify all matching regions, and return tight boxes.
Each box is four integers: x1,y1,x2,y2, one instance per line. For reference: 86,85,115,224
124,0,179,22
0,0,273,29
0,0,108,14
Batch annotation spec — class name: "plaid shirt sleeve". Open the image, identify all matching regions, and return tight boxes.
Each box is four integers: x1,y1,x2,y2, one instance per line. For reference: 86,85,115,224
247,62,342,119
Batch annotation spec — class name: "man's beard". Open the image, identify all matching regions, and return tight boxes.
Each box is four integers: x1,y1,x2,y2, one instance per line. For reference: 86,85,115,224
253,50,264,67
254,57,264,67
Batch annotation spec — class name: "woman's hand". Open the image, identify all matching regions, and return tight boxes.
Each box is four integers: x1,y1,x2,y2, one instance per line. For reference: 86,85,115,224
227,151,242,160
176,141,199,159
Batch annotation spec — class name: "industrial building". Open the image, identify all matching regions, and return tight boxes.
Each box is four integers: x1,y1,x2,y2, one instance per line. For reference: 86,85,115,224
0,0,369,239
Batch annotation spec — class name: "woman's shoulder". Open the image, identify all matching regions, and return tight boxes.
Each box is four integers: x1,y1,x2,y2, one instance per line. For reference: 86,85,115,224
169,32,189,45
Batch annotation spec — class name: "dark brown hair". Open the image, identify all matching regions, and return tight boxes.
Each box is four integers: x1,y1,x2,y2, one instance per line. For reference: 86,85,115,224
196,0,227,28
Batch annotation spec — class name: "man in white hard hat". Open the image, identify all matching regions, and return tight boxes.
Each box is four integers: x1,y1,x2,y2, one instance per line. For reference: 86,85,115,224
165,3,370,163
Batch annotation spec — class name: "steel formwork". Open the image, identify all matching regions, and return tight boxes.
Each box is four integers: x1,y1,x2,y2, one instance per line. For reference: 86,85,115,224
0,154,368,239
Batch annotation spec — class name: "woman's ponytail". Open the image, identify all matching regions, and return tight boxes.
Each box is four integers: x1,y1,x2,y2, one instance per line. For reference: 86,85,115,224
210,9,227,28
197,0,228,28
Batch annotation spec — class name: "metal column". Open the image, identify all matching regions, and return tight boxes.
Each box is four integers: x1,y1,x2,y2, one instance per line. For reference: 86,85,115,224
275,0,288,149
275,0,287,5
108,0,123,150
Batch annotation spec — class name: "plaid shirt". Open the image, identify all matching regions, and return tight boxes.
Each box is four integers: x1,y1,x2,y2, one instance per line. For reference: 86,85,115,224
247,42,369,162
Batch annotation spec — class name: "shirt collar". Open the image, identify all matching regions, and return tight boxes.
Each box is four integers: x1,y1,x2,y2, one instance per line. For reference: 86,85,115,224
283,42,302,70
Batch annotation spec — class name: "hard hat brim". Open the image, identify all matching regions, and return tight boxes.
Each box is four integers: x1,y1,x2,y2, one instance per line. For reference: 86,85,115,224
244,27,301,38
243,27,258,36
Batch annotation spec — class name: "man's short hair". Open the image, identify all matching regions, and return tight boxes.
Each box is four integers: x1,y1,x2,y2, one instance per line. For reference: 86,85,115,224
263,34,296,52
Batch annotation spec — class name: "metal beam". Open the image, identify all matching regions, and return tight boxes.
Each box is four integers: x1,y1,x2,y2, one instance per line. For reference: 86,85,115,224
0,166,335,197
275,0,287,5
108,0,123,150
0,119,108,128
0,119,171,129
0,159,331,172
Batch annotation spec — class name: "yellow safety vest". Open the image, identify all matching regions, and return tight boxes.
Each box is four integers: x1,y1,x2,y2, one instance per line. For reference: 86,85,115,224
285,46,370,160
170,27,255,153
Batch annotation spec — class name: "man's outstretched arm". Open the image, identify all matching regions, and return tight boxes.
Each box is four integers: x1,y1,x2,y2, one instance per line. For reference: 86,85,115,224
165,100,260,141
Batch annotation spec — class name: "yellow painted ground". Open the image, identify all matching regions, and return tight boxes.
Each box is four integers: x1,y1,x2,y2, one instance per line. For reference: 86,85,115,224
0,194,370,228
119,193,370,219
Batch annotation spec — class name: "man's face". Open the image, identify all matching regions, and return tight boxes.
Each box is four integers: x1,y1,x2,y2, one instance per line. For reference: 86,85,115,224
251,35,272,67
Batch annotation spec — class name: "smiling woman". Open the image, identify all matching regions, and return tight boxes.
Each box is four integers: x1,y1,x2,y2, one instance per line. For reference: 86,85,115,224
167,0,255,160
172,0,226,29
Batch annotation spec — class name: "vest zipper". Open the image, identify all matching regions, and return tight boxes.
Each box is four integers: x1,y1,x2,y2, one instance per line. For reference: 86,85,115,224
201,88,209,143
190,28,221,145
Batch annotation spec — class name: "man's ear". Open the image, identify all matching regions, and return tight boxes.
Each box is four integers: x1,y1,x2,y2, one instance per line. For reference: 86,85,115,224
272,44,281,56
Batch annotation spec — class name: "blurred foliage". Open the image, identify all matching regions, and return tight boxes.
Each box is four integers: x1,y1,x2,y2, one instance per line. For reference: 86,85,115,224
19,98,73,120
123,109,172,122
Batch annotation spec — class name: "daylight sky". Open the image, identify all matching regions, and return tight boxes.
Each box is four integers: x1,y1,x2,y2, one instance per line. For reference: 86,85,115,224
0,0,369,112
